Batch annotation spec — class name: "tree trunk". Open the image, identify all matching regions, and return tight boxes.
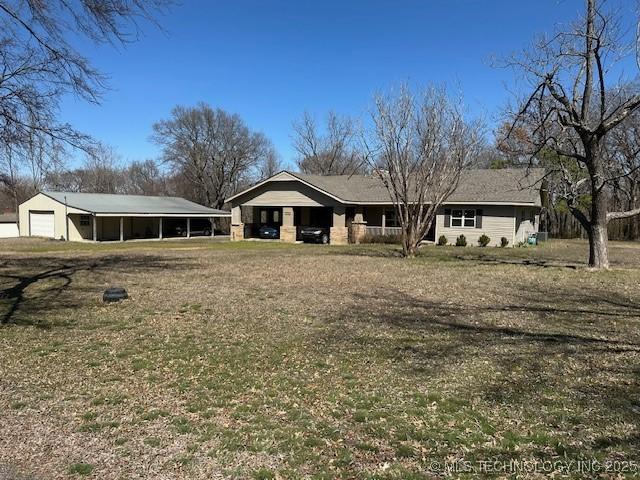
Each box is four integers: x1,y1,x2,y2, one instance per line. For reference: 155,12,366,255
587,170,610,269
402,227,418,257
587,221,609,269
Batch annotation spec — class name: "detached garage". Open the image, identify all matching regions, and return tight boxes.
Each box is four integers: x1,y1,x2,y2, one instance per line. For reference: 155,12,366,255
18,192,231,242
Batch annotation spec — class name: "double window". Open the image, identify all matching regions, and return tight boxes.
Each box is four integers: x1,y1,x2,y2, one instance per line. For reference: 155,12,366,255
80,215,90,226
451,209,476,228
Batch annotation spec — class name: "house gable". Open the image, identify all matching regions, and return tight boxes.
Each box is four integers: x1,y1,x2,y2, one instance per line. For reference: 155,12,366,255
231,180,342,207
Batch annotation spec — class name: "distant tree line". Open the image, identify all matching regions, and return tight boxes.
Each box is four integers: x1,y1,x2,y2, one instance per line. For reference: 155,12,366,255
0,0,169,210
1,103,283,210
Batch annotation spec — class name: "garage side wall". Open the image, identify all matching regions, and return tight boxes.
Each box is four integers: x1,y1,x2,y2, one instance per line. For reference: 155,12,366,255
19,194,90,240
0,223,19,238
19,194,66,239
68,214,92,241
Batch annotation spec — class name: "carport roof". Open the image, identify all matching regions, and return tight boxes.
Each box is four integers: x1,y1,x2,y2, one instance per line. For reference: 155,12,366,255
43,192,230,216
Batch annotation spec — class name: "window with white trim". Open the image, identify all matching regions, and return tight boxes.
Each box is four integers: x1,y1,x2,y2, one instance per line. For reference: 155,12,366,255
451,209,476,228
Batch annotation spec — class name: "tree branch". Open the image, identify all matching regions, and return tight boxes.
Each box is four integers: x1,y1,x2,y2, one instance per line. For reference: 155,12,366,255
607,207,640,221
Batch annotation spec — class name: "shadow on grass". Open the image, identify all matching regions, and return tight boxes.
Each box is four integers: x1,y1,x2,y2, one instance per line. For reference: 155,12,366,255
316,284,640,450
449,253,582,269
331,244,406,258
333,246,592,269
0,255,192,327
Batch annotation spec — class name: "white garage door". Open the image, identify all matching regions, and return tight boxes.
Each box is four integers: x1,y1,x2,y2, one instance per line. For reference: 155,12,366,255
29,211,55,237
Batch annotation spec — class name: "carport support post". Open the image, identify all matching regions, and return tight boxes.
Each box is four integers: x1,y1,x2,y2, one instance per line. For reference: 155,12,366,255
280,207,296,243
92,215,97,242
351,206,367,244
187,218,191,238
231,206,244,241
210,217,215,237
330,206,349,245
159,217,163,240
119,217,124,242
382,211,386,236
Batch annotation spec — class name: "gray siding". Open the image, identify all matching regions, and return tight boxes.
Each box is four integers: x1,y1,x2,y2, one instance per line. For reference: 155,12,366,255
435,204,516,247
231,181,339,207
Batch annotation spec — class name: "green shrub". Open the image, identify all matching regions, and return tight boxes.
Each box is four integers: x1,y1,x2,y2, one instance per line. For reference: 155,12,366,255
437,235,448,246
455,234,467,247
478,234,490,247
500,237,509,248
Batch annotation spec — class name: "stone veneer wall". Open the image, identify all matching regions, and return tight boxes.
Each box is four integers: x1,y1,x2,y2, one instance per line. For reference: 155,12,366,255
350,222,367,244
280,226,296,243
231,224,244,241
329,227,348,245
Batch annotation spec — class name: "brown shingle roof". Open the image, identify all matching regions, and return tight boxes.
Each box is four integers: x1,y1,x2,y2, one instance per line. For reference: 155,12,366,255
289,168,544,205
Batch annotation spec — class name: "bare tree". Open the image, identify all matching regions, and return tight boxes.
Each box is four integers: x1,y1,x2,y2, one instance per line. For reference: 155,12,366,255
0,142,21,213
363,85,483,257
80,144,124,193
152,103,277,208
256,150,283,180
45,144,126,193
502,0,640,269
608,111,640,239
292,111,364,175
124,159,168,196
0,1,168,193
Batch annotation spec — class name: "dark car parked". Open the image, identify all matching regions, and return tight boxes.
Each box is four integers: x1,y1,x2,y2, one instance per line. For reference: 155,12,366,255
175,218,213,237
301,226,329,244
259,225,279,239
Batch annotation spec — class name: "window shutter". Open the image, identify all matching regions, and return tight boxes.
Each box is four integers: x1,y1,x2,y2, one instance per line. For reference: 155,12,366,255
444,209,451,228
476,209,483,229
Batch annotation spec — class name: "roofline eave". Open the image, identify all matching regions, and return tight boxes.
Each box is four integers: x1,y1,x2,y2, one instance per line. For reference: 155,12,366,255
93,212,231,217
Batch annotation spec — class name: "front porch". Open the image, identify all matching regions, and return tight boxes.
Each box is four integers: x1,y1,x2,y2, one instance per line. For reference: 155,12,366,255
231,205,351,245
230,204,421,245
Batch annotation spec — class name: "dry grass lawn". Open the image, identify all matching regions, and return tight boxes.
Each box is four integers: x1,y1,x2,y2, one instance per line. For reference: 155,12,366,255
1,238,640,479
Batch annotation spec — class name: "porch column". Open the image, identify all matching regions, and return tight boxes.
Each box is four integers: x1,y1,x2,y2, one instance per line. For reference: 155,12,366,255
381,210,386,236
280,207,296,243
330,205,348,245
186,218,191,238
231,206,244,241
119,217,124,242
159,217,163,240
351,206,367,244
92,215,97,242
210,217,215,237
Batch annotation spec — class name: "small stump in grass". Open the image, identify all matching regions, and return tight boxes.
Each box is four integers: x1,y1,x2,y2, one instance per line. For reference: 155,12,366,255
103,287,128,303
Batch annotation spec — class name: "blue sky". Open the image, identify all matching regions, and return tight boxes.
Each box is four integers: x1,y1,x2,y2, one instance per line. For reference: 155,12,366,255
58,0,637,168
